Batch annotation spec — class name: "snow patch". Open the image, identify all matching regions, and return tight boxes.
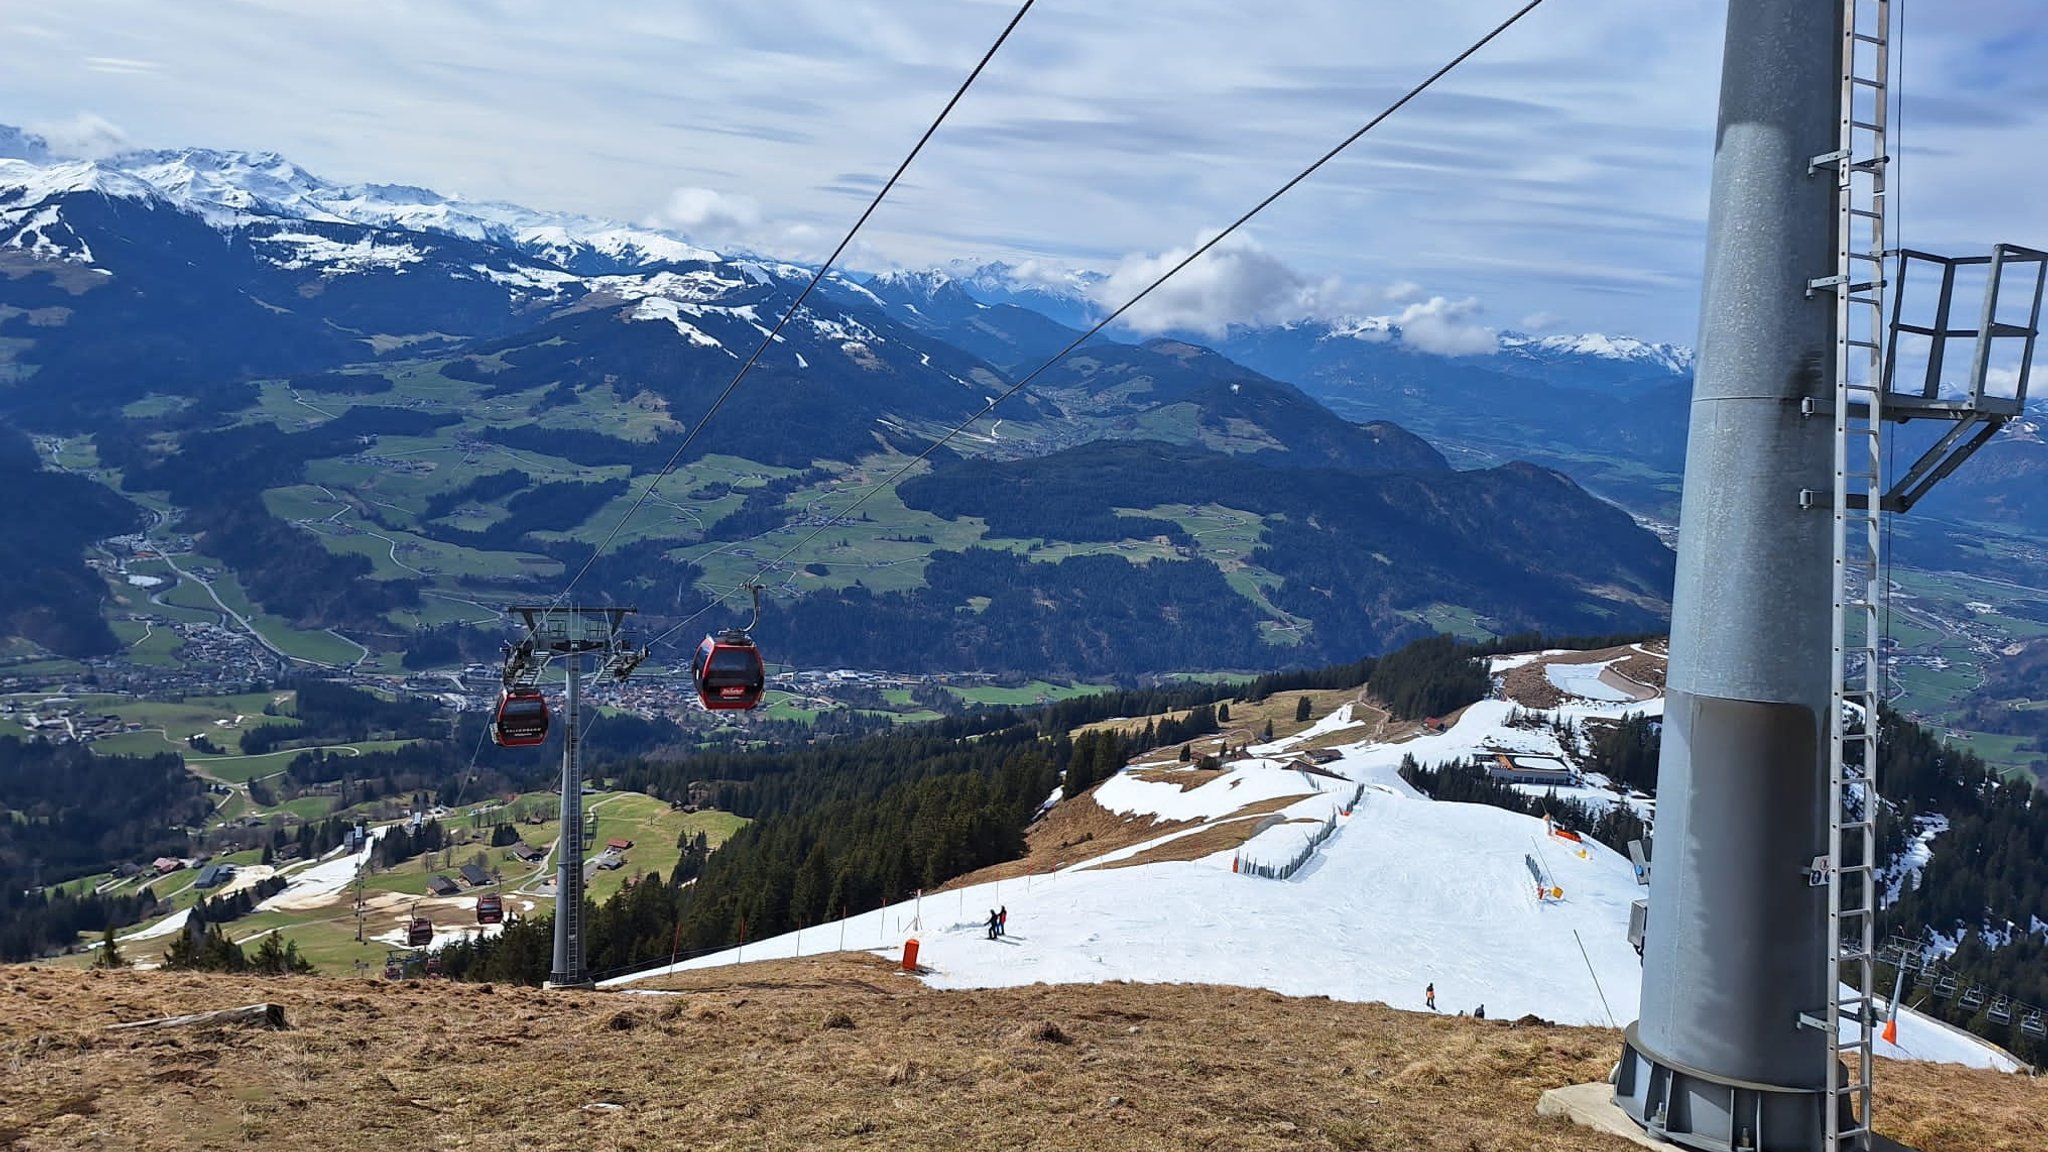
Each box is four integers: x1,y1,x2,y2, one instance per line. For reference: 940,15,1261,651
252,230,424,274
1544,661,1638,702
629,297,727,349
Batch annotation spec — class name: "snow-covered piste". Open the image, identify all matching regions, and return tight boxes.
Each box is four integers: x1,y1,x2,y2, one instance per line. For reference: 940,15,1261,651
257,827,386,913
607,653,2018,1071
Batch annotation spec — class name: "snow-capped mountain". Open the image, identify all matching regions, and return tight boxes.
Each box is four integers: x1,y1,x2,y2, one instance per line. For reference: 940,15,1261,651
0,125,718,275
1497,331,1695,377
882,260,1105,331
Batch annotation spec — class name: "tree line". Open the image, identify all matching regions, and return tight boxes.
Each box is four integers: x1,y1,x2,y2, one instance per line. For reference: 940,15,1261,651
0,738,209,959
1395,753,1648,856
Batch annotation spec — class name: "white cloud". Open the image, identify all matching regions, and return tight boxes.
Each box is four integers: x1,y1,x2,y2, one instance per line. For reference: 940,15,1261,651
83,56,160,76
1095,235,1347,336
1085,236,1498,355
30,112,127,159
653,186,760,241
1390,295,1497,357
0,3,2037,343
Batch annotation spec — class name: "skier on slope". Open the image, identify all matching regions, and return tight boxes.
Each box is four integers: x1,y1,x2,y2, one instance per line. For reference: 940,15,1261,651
998,905,1008,937
1425,983,1436,1011
987,909,1000,940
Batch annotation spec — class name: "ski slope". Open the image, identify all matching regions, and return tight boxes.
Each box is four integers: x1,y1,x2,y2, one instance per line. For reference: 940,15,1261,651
606,679,2018,1071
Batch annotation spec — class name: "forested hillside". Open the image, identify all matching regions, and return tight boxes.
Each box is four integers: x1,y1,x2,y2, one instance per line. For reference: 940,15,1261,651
430,633,1611,984
0,426,141,653
0,739,207,959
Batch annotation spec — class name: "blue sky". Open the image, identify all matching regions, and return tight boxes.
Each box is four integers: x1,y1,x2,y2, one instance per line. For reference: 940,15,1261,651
0,0,2041,345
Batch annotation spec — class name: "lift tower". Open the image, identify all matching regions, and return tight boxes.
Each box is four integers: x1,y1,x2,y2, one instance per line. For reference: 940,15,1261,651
505,606,646,989
1615,1,2044,1150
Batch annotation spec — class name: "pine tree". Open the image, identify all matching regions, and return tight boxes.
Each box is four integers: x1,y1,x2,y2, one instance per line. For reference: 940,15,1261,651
1295,697,1312,722
93,925,128,969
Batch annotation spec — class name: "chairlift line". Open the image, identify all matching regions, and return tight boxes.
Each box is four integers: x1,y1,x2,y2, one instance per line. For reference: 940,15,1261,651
539,0,1039,616
641,0,1556,656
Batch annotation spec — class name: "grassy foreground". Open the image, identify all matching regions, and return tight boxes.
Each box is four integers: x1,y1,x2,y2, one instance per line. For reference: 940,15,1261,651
3,957,2042,1151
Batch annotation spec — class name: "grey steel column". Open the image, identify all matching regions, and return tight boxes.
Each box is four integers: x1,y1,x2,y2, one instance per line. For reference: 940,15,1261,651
549,655,589,987
1614,0,1841,1148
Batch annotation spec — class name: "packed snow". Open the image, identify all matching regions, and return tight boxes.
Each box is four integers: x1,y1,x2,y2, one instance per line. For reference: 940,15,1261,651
118,906,192,943
605,669,2017,1072
1091,759,1321,824
257,828,386,913
1544,660,1640,702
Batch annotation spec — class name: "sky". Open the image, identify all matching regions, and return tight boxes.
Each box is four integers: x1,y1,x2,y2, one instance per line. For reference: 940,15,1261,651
0,0,2042,346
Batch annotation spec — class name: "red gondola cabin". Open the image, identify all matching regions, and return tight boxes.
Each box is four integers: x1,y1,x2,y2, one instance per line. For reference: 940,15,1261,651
692,632,765,711
476,894,504,925
492,688,549,747
407,915,433,948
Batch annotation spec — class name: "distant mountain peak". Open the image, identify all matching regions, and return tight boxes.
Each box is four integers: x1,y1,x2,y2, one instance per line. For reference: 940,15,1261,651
1498,331,1694,375
1323,316,1395,343
0,123,723,273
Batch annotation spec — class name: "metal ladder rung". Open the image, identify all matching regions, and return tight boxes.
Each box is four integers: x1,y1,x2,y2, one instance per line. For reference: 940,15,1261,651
1831,11,1885,1137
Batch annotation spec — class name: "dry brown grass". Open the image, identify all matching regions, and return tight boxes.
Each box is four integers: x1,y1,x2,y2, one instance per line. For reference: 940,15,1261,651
1094,797,1315,871
1502,645,1662,710
4,960,2030,1152
937,794,1200,892
1130,766,1228,791
1075,685,1378,755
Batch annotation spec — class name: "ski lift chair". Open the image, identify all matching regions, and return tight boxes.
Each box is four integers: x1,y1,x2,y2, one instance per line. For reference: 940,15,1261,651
1914,965,1936,989
1934,973,1958,999
1988,996,2012,1026
1961,984,1986,1011
2020,1012,2046,1040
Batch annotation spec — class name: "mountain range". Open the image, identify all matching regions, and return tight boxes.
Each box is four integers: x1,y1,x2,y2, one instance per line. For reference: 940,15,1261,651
0,123,2029,683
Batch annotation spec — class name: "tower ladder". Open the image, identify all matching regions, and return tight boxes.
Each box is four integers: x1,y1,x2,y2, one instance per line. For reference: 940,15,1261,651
1819,0,1890,1146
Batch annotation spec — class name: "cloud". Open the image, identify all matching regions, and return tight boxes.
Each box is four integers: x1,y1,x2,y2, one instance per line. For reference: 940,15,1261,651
1085,237,1498,355
82,56,160,76
1094,235,1345,337
30,112,127,159
0,2,2036,344
1390,295,1497,356
653,186,761,241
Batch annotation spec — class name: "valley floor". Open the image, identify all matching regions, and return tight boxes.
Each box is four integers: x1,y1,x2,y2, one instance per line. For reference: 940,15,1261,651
5,958,2043,1152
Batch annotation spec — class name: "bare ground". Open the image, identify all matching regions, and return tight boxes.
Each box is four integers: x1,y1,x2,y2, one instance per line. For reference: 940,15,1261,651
3,960,2039,1152
936,793,1199,892
1502,645,1667,710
